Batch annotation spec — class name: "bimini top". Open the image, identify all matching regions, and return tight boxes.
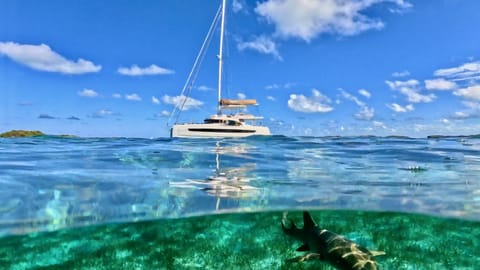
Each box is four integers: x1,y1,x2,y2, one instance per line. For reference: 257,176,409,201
220,99,257,106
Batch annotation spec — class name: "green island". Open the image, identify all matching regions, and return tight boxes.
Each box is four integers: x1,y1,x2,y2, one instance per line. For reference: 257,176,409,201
0,130,77,138
0,130,45,138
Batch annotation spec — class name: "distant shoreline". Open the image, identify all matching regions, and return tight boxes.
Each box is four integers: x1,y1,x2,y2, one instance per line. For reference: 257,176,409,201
1,129,479,139
0,130,76,138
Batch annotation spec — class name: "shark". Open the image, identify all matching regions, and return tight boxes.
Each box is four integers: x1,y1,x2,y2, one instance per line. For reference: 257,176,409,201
281,211,385,270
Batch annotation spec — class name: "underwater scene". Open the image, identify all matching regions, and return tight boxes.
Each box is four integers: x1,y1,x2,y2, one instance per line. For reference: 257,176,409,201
1,135,479,269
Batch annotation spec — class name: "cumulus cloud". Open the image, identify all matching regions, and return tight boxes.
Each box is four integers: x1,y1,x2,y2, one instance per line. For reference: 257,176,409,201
340,89,374,120
162,94,203,110
0,42,101,74
288,89,333,113
118,64,174,76
425,78,457,90
454,85,480,100
358,89,371,98
355,106,374,120
237,35,282,60
152,96,160,104
267,95,276,101
451,100,480,120
254,0,411,41
340,90,364,106
78,88,98,97
434,61,480,80
462,100,480,110
386,79,436,103
387,103,414,113
125,93,142,101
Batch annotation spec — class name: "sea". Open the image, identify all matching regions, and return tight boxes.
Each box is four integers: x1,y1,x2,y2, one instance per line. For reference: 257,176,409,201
0,135,479,269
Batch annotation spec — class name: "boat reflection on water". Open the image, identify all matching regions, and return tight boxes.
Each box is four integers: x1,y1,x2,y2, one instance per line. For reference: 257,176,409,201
169,142,261,210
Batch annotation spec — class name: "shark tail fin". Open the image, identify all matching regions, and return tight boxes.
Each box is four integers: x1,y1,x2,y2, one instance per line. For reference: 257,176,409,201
303,211,317,229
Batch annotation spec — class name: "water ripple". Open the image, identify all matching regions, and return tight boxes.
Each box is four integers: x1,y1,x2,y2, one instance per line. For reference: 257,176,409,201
0,135,479,235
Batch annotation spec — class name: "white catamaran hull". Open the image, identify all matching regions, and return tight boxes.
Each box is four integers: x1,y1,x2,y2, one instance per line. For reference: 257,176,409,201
171,123,270,138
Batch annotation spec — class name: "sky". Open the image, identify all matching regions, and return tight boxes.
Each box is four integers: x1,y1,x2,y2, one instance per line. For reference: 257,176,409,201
1,0,480,138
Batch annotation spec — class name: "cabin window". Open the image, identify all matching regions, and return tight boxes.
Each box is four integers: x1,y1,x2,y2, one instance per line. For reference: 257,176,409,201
204,119,222,124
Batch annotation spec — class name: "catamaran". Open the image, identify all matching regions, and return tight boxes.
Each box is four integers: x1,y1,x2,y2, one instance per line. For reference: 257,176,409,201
169,0,271,138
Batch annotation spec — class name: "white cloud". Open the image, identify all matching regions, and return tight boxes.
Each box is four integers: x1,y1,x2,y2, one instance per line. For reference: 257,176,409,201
254,0,411,42
462,100,480,110
78,88,98,97
340,90,365,106
385,79,436,103
118,64,174,76
197,85,215,91
232,0,244,13
152,96,160,104
125,93,142,101
454,85,480,100
112,93,122,99
92,109,114,118
267,95,276,101
389,0,413,13
358,89,371,98
425,78,457,90
237,93,247,99
454,111,469,119
373,121,387,129
386,103,414,113
0,41,101,74
340,89,374,120
391,0,413,8
237,35,282,60
287,89,333,113
434,61,480,79
392,70,410,77
265,82,295,90
161,110,170,117
354,106,374,120
162,94,203,110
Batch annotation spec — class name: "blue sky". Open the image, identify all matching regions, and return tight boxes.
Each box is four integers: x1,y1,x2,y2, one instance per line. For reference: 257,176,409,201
1,0,480,138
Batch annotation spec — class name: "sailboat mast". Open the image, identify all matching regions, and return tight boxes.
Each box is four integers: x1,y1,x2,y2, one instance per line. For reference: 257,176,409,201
217,0,226,115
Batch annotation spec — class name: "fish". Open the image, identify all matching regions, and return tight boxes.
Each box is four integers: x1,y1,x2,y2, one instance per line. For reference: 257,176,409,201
281,211,385,270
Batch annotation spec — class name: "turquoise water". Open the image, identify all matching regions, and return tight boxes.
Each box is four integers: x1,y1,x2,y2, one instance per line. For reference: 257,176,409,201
1,135,479,269
1,210,478,269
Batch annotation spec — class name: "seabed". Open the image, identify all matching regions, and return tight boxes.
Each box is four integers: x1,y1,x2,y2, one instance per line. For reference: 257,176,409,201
0,210,478,269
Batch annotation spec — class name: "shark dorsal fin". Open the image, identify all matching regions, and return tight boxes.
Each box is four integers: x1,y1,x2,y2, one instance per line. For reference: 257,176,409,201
303,211,317,229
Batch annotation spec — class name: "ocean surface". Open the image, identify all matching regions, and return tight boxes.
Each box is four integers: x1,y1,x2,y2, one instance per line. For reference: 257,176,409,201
0,135,479,269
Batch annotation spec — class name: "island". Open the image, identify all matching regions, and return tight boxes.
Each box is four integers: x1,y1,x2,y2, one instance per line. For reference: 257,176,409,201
0,130,45,138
